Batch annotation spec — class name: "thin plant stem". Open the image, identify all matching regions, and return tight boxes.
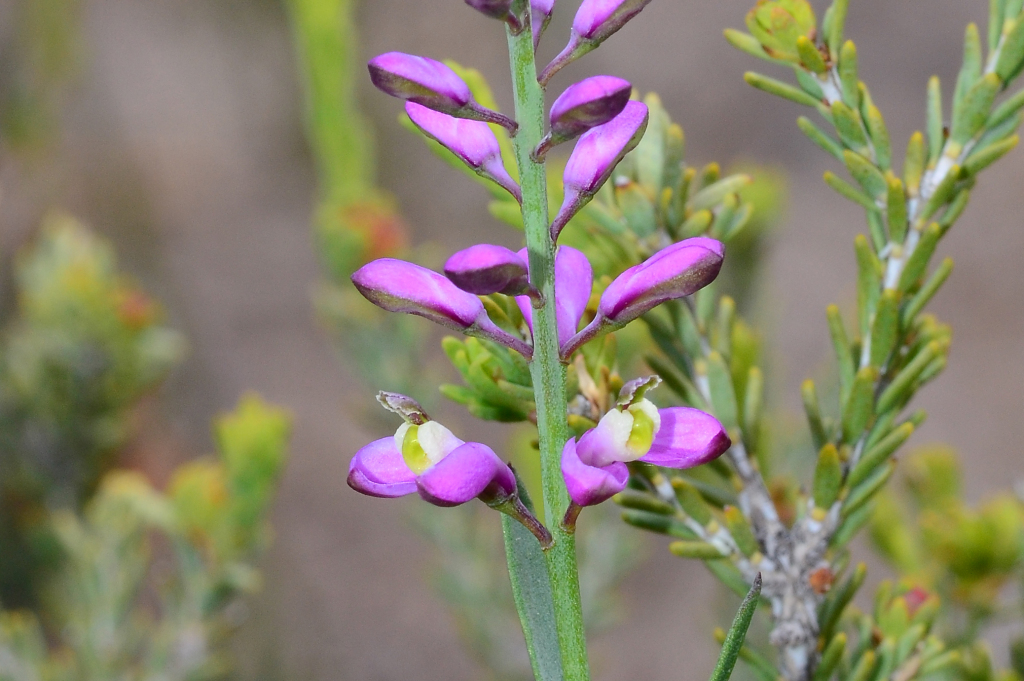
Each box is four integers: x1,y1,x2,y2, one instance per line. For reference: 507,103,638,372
505,19,591,681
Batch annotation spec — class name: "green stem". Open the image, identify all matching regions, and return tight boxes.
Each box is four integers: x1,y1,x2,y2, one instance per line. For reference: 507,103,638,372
506,22,591,681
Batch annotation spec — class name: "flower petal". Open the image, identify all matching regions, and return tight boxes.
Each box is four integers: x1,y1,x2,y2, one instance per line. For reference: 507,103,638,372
444,244,529,295
352,258,485,331
416,442,515,507
348,437,418,498
638,407,731,468
516,246,593,346
561,438,629,507
368,52,472,111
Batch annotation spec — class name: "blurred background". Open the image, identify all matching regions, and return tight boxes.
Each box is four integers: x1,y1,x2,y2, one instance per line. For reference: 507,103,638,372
0,0,1021,680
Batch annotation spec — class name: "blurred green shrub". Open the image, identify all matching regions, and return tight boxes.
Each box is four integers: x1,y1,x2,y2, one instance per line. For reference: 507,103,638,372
0,394,291,681
0,214,185,606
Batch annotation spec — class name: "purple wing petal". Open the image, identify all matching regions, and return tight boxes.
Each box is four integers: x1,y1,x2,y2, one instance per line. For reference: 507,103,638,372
348,437,418,498
561,438,629,507
416,442,514,507
638,407,731,468
516,246,593,346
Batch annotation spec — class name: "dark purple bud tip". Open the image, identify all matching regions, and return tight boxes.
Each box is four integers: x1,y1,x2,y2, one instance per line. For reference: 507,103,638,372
597,236,724,324
531,0,557,48
465,0,515,19
444,244,530,295
550,100,648,240
551,76,632,140
368,52,472,112
369,52,518,133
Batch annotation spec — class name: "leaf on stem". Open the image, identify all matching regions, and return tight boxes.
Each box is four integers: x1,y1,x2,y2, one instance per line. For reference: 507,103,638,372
707,574,763,681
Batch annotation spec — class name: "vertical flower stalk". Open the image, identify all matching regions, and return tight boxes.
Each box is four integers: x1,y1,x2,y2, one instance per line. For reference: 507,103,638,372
505,16,590,681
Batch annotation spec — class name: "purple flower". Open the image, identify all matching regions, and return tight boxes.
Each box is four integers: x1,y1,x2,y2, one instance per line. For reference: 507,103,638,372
562,384,730,507
550,101,648,240
444,244,530,295
515,245,593,347
406,103,522,202
352,258,533,357
348,420,517,507
561,237,724,357
368,52,517,132
534,76,632,160
539,0,653,84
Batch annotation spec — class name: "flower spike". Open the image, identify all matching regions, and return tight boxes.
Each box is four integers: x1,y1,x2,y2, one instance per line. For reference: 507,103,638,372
550,101,648,240
352,258,533,358
533,76,632,161
561,237,723,357
539,0,653,85
368,52,517,133
444,244,531,296
406,103,522,202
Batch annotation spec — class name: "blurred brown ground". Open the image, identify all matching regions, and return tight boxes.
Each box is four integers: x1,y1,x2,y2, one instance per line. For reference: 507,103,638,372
0,0,1022,679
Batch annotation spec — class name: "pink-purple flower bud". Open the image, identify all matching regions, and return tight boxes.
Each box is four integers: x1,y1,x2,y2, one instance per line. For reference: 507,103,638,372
534,76,632,160
550,101,648,240
352,258,532,357
531,0,557,47
465,0,515,20
560,238,723,357
368,52,517,132
444,244,530,295
539,0,652,84
406,102,522,202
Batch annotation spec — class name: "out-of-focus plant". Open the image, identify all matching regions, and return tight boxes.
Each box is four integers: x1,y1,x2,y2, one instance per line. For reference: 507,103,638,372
0,214,185,605
871,447,1024,645
0,0,81,151
0,394,291,680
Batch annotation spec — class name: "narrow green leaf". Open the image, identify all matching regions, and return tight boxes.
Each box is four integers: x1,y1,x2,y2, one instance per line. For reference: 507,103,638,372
938,189,971,235
887,176,908,243
919,165,962,221
690,175,752,212
646,354,703,406
672,478,714,525
848,422,914,488
843,150,888,198
842,460,895,518
818,563,867,641
502,483,565,681
621,509,696,538
839,40,860,106
870,289,901,367
866,208,886,252
725,29,787,64
828,0,850,60
614,490,676,515
798,35,828,73
824,171,877,210
950,73,1002,145
744,72,822,107
877,341,941,413
842,366,879,443
802,379,829,451
743,366,764,452
715,296,736,357
708,575,763,681
898,223,942,292
832,101,870,153
798,116,844,159
987,87,1024,128
902,258,954,325
953,24,983,109
865,105,892,170
812,633,848,681
724,506,760,557
963,134,1020,174
996,18,1024,83
704,352,740,431
904,131,926,196
927,76,944,165
855,234,883,335
670,540,728,559
814,444,843,509
832,500,875,547
795,67,827,100
827,304,856,405
991,0,1008,52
